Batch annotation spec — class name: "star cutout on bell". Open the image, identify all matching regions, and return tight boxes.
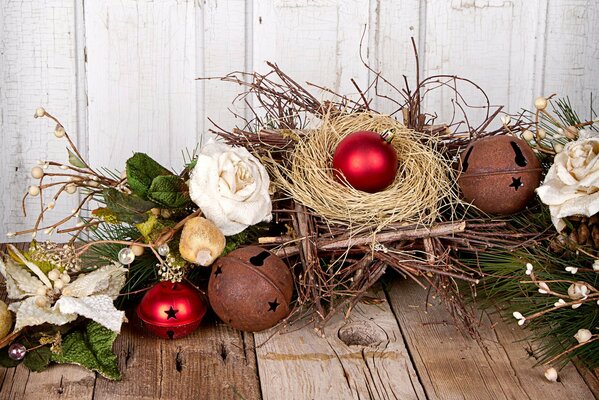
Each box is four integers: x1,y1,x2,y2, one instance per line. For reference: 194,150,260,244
509,176,523,191
164,306,179,320
214,265,223,277
268,299,280,312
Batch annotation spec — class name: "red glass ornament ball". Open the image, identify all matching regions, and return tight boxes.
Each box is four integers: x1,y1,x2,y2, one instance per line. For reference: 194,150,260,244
136,281,207,340
332,131,398,193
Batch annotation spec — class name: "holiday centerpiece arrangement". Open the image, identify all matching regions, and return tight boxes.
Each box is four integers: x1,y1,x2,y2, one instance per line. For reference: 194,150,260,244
0,45,597,382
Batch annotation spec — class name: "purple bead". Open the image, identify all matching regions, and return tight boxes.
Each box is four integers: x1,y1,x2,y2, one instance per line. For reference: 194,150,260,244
8,343,26,361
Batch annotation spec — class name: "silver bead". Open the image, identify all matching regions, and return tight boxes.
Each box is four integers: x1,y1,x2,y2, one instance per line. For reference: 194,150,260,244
118,247,136,265
157,243,170,257
8,343,26,361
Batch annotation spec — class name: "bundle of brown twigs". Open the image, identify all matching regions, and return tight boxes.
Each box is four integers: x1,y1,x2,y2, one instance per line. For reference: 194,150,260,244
200,43,538,336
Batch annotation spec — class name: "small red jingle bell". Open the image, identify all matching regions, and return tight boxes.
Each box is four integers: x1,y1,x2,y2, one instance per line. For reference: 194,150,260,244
137,281,207,339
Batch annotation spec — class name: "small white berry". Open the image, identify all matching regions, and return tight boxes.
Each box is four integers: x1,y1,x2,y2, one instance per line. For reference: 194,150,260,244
131,245,145,257
534,97,548,111
6,232,16,238
28,186,40,196
53,279,64,290
47,201,56,210
36,287,47,296
565,266,578,274
34,107,46,118
60,165,68,170
500,115,511,126
54,124,66,138
65,183,77,194
553,143,564,154
87,180,100,188
565,126,578,140
60,273,71,284
544,367,558,382
538,128,546,139
47,269,60,281
574,328,592,344
31,166,44,179
522,130,534,141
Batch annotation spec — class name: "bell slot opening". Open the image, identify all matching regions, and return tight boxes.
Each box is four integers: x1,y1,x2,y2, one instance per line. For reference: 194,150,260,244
461,146,474,173
250,251,271,267
510,141,528,167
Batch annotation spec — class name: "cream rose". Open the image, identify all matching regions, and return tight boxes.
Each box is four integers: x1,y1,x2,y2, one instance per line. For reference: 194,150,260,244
188,142,272,236
536,131,599,231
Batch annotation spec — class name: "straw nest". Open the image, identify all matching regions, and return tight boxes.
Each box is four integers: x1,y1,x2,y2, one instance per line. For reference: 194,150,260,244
267,112,458,230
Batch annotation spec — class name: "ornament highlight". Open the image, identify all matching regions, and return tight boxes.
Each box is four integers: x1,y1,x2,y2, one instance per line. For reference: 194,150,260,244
208,246,293,332
117,247,135,265
157,243,170,257
179,217,226,266
457,136,541,214
137,281,207,339
332,130,398,193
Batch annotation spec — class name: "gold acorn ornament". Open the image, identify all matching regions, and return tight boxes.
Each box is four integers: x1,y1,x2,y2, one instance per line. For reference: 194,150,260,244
179,217,226,266
0,300,13,340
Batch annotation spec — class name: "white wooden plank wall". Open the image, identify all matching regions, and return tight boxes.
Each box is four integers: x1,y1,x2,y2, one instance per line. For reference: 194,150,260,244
1,0,598,239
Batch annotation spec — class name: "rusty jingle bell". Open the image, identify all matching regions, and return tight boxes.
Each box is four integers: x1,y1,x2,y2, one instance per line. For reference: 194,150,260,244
208,246,293,332
457,135,542,215
136,281,207,339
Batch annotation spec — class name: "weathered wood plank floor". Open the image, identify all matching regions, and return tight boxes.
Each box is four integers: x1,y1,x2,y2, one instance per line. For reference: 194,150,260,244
0,243,597,400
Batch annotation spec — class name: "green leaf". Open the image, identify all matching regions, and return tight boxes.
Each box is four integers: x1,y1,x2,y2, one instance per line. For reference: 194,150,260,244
147,175,191,209
52,322,120,380
126,153,172,199
103,188,156,224
67,148,87,169
23,346,52,372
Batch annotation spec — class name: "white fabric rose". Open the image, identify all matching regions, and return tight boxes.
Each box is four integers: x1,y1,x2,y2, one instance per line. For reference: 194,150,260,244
536,131,599,231
189,142,272,236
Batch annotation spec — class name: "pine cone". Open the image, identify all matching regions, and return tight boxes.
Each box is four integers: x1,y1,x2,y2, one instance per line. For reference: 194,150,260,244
549,214,599,253
564,214,599,250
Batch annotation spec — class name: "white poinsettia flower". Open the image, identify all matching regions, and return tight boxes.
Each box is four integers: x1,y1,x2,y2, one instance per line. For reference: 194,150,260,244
536,132,599,231
0,245,127,333
188,142,272,235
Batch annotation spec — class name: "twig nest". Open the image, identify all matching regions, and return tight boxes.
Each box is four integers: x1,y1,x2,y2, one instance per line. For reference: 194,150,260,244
179,217,226,266
0,300,13,340
267,112,457,229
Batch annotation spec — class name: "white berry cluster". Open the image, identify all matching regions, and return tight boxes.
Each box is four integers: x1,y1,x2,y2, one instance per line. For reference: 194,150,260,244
157,253,187,283
27,241,82,273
